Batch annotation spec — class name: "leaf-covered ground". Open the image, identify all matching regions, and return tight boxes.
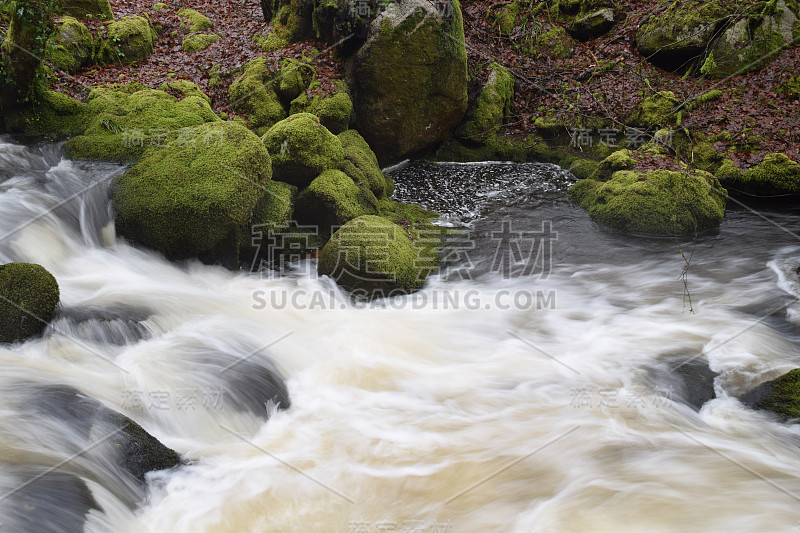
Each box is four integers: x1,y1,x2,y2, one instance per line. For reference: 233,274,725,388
32,0,800,168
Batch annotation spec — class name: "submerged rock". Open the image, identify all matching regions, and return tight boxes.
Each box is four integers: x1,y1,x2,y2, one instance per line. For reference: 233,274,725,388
0,263,60,344
568,169,727,235
740,368,800,420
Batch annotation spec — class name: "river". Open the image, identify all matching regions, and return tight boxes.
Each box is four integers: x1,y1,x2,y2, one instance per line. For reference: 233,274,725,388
2,137,800,532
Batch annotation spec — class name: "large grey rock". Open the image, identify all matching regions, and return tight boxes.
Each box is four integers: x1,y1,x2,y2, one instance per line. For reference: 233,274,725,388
347,0,468,164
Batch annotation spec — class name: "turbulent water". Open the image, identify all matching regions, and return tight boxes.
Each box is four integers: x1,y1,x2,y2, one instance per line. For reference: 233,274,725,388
3,138,800,532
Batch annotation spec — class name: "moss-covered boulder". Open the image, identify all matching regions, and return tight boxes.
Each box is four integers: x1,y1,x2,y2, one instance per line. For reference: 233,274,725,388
50,17,94,74
337,129,391,198
291,90,353,134
568,169,728,235
318,215,431,297
182,33,220,52
626,91,680,129
568,7,614,41
2,89,88,135
262,113,344,187
158,79,212,104
229,58,287,135
347,0,468,164
239,180,298,264
294,169,379,234
707,0,798,78
97,16,158,66
65,86,220,161
177,8,213,32
635,0,728,72
591,149,635,180
457,63,514,143
276,58,315,103
111,121,272,260
568,158,600,180
731,152,800,195
536,25,575,58
0,263,60,344
59,0,113,19
740,368,800,420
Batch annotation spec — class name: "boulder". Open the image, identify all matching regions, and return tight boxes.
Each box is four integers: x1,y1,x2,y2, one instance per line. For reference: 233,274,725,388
347,0,468,164
49,17,94,74
740,368,800,420
59,0,113,19
291,89,354,134
0,263,60,344
591,149,635,180
568,169,728,235
337,129,391,198
732,152,800,196
294,169,379,234
636,1,729,72
65,86,220,161
239,180,297,263
706,0,799,78
229,58,288,135
182,33,220,53
457,62,514,143
97,15,158,66
536,25,575,58
177,8,213,32
568,8,614,41
111,121,272,260
261,113,344,187
317,215,430,297
626,91,680,129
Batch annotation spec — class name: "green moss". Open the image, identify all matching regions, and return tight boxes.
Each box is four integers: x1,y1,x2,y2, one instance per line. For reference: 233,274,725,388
743,368,800,419
177,8,213,32
59,0,113,19
457,62,514,142
537,25,575,58
626,91,680,129
0,263,60,344
716,158,742,180
317,215,431,297
97,16,158,66
229,58,287,135
65,87,220,161
349,0,468,163
735,152,800,195
158,80,211,104
276,58,315,103
182,33,220,53
337,129,388,197
690,141,724,172
294,169,378,234
112,121,272,260
495,0,521,35
777,74,800,100
153,2,167,10
568,158,600,180
239,180,297,262
262,112,344,187
590,149,634,180
3,89,88,135
568,169,727,235
49,17,93,74
304,91,353,134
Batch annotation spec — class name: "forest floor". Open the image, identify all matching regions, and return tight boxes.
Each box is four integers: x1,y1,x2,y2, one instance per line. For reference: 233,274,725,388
6,0,799,168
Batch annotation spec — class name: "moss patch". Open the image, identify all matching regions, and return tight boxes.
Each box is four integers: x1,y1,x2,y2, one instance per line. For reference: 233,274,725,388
741,368,800,420
626,91,680,129
294,169,378,234
262,112,344,187
337,129,389,198
182,33,220,53
177,8,213,32
457,62,514,142
97,16,158,66
591,149,634,180
65,87,220,161
59,0,113,20
568,169,728,235
317,215,431,297
49,17,94,74
111,121,272,260
229,58,287,135
734,152,800,195
0,263,60,344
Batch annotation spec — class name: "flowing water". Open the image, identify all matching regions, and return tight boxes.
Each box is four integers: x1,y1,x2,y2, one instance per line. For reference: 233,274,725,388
2,137,800,532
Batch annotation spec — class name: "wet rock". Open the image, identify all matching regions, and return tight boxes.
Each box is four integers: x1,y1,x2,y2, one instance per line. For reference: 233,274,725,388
0,263,60,344
740,368,800,420
648,356,718,410
568,8,614,41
